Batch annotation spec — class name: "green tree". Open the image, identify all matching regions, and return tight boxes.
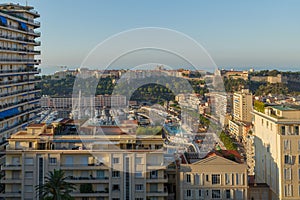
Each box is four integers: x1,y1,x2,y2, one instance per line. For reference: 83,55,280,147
36,169,75,200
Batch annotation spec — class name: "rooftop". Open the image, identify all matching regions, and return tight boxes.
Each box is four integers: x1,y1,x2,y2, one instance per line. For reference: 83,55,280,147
270,105,297,111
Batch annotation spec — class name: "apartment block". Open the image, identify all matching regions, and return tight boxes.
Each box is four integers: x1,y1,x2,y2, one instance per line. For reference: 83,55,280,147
253,105,300,199
0,3,41,144
0,120,169,200
233,89,253,123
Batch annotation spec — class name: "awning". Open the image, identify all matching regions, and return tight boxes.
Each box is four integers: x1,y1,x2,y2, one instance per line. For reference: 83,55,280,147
0,107,20,119
0,16,7,25
19,22,28,31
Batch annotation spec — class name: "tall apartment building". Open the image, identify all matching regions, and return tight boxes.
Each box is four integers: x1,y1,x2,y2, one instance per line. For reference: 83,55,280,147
0,3,41,144
253,105,300,199
233,89,253,123
1,120,169,200
179,152,248,200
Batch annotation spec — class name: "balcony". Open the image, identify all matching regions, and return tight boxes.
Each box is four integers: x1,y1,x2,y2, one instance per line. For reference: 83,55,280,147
0,10,40,26
1,178,22,184
0,68,40,77
61,163,109,170
0,108,41,133
0,34,41,46
0,58,41,64
147,191,168,197
146,175,168,183
71,191,109,198
0,97,40,113
0,78,40,88
147,164,167,170
0,191,21,198
1,164,21,170
66,176,109,183
0,87,41,99
0,46,41,54
0,23,40,37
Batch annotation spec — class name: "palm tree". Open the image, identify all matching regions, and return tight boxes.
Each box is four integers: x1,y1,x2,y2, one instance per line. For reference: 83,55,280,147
36,169,75,200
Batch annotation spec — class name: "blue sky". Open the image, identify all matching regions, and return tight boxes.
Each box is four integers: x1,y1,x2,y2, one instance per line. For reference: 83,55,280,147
7,0,300,73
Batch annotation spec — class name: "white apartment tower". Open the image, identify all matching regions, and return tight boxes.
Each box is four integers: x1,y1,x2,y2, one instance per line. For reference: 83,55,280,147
0,3,41,144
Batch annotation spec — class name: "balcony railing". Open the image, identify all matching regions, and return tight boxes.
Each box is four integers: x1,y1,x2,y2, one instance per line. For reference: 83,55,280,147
0,78,41,87
0,10,40,26
0,34,40,45
0,58,41,64
0,23,40,36
0,46,40,54
67,176,109,180
0,87,41,98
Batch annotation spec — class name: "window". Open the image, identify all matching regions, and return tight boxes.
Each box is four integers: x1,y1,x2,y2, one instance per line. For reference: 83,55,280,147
298,169,300,180
112,170,120,178
135,184,144,191
194,174,200,185
25,171,33,178
236,173,240,185
198,189,203,197
113,157,119,164
186,189,191,197
135,171,143,178
295,126,299,135
261,119,264,126
29,142,32,148
135,157,142,164
226,190,231,199
112,184,120,191
49,157,57,165
25,158,33,165
135,198,143,200
284,184,293,197
298,141,300,151
284,168,292,180
150,170,158,179
271,123,273,131
285,155,293,164
212,174,220,184
206,174,209,182
186,174,191,183
24,185,33,192
284,140,291,151
96,170,105,178
225,173,232,185
212,190,221,199
282,126,286,135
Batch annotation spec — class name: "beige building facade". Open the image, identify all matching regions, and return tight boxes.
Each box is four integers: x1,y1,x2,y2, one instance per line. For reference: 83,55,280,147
253,105,300,200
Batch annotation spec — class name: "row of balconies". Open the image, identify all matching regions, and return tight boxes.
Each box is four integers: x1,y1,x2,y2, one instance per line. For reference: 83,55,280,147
0,58,41,64
0,112,41,134
0,106,40,132
0,87,40,98
0,46,40,54
0,67,39,74
0,23,40,37
0,97,39,111
0,78,40,87
0,10,40,27
0,34,40,45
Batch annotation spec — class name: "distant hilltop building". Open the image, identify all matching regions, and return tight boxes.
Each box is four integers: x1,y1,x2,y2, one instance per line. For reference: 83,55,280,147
250,74,287,84
0,3,41,144
216,69,249,80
